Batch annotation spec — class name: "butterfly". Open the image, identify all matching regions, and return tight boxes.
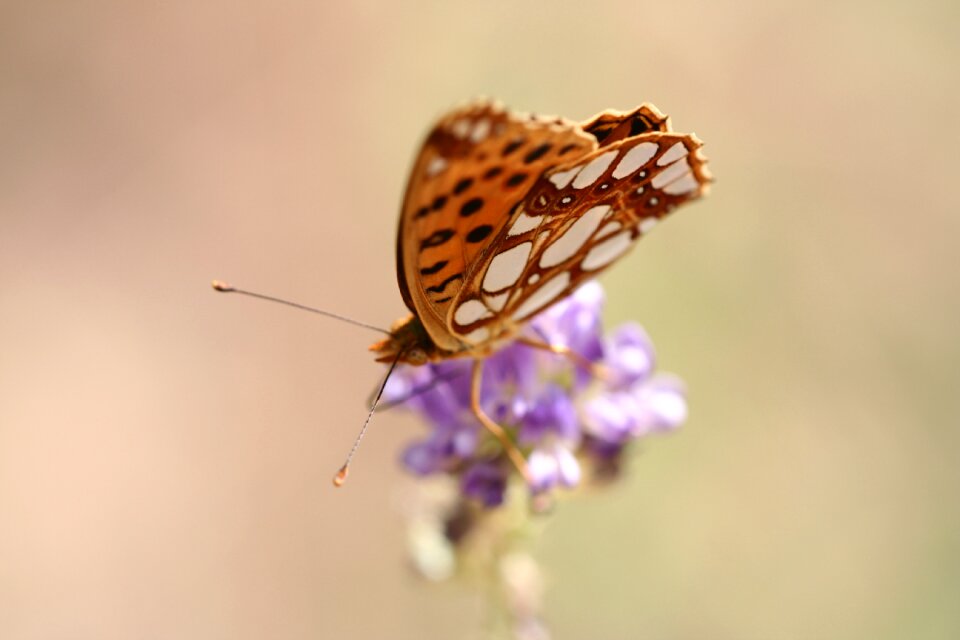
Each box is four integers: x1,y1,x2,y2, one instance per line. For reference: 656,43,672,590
360,100,711,485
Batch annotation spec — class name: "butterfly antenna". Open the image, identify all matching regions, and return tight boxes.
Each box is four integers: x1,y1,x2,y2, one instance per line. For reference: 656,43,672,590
333,349,405,487
372,367,466,412
211,280,391,336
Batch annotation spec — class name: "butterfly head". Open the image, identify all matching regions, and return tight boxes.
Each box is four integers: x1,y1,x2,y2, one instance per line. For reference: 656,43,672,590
369,313,449,366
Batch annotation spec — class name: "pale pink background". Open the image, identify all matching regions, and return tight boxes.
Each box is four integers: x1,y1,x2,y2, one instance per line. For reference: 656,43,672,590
2,2,958,638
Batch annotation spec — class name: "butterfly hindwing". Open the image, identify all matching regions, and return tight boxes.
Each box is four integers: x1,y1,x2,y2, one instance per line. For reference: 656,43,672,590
448,130,711,343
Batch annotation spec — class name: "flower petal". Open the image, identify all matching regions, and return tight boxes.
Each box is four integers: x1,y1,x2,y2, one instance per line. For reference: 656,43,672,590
519,384,579,444
604,323,656,388
527,449,559,492
633,375,688,434
462,462,508,507
554,446,582,488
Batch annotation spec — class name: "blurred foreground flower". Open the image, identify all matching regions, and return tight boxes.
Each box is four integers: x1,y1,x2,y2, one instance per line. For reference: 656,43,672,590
388,282,686,638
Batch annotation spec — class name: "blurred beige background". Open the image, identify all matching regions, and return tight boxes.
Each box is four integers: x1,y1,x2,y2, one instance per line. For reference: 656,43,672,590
1,1,958,638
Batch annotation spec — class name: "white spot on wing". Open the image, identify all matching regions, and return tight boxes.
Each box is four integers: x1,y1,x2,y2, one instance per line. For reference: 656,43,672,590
528,273,540,284
426,157,447,177
539,205,610,268
454,299,492,326
612,142,658,179
512,271,571,320
640,217,659,234
451,119,470,139
652,160,691,189
664,173,699,195
483,242,532,292
484,291,509,311
657,141,688,166
464,326,490,343
581,231,633,271
509,212,543,236
572,151,618,189
470,119,491,143
549,166,581,189
596,221,622,237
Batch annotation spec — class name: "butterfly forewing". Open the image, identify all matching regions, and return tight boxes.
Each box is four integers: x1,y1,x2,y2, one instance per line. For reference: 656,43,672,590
397,101,597,351
448,130,711,343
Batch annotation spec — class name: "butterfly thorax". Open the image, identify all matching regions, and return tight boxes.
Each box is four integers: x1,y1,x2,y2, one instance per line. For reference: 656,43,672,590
371,313,521,365
369,314,458,365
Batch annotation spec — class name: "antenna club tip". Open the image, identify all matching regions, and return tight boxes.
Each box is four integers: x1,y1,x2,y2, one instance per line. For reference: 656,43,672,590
211,280,234,292
333,465,349,488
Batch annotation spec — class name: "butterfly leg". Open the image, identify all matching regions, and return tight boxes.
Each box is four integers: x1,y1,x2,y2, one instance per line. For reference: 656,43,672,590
470,359,532,485
515,336,611,381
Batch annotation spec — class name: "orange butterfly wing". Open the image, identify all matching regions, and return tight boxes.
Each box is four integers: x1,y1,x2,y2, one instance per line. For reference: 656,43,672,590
396,101,710,353
396,101,597,351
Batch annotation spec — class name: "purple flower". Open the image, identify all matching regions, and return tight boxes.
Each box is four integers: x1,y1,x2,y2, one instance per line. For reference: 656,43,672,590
462,461,508,507
388,281,687,508
401,423,479,476
603,323,656,389
528,444,581,493
518,384,579,444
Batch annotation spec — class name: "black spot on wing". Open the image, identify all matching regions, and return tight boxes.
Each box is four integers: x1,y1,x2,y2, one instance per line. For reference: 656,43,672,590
420,229,455,250
523,143,552,164
590,127,613,143
426,273,461,294
460,197,484,217
453,177,474,195
465,225,493,243
505,173,527,187
629,117,649,137
419,259,448,275
502,138,525,156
